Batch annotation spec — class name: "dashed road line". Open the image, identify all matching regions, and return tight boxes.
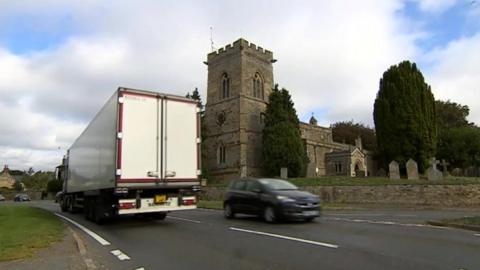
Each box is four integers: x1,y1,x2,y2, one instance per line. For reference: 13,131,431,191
55,213,111,245
111,249,131,261
475,234,480,237
134,268,146,270
167,215,202,223
229,227,339,249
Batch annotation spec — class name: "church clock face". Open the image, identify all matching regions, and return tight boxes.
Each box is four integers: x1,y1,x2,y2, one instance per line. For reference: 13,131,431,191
217,112,226,126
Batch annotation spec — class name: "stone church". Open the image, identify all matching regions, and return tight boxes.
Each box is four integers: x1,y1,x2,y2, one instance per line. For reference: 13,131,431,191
203,38,376,181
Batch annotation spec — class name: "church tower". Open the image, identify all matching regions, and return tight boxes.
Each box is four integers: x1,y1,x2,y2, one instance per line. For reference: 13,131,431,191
203,38,275,181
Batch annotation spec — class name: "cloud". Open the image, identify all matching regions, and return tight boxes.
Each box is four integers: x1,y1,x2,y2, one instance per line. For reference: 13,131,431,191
424,33,480,123
0,0,477,170
415,0,459,13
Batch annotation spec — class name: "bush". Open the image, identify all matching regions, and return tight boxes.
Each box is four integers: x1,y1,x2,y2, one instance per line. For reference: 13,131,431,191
47,179,63,193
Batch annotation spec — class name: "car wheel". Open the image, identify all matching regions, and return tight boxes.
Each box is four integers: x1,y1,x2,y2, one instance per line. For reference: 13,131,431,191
264,206,277,223
224,203,235,219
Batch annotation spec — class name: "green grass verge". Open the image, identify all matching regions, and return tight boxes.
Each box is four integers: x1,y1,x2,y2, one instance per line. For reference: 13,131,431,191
198,200,223,210
441,216,480,226
206,176,480,187
0,205,64,262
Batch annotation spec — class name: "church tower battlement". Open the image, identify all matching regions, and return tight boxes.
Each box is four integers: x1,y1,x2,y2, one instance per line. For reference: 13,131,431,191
203,38,275,180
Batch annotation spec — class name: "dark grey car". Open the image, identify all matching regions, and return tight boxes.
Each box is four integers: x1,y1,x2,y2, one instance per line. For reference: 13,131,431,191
223,178,321,223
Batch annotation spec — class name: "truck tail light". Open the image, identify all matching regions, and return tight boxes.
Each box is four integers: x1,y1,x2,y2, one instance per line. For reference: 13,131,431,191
119,202,135,209
182,197,196,206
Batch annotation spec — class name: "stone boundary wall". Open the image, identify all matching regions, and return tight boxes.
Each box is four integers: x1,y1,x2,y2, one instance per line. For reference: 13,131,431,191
0,190,43,200
199,184,480,207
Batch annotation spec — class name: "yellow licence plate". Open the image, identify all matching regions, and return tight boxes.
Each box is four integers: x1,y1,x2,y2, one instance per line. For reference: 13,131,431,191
154,195,167,204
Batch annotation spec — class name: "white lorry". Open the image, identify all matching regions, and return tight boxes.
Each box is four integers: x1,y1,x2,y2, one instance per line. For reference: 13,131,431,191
57,87,201,223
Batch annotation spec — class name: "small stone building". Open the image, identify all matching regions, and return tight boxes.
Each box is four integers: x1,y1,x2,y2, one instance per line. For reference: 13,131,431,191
0,165,16,189
203,38,376,181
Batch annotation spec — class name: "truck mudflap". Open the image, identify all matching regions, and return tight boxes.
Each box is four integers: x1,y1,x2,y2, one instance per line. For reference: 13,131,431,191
117,196,196,215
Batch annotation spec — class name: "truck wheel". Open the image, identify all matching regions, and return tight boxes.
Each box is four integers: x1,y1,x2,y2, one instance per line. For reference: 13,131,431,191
60,198,68,212
84,197,92,221
151,212,167,220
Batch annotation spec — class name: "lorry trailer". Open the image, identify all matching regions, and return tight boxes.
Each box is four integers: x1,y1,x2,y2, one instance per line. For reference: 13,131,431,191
56,87,201,223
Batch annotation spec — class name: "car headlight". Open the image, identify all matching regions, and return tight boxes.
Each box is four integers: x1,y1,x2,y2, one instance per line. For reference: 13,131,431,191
276,195,296,203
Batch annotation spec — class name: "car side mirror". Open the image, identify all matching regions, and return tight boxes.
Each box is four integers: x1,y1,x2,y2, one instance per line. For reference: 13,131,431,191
252,188,262,193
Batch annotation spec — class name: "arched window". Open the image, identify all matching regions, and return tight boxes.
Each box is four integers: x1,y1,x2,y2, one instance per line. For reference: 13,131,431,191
217,144,226,165
221,73,230,99
252,73,264,99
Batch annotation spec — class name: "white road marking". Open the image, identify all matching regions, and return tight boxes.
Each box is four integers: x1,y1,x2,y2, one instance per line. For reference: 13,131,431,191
325,213,417,217
134,268,146,270
325,217,450,229
167,215,202,223
55,213,111,246
229,227,339,249
110,249,131,261
475,234,480,237
324,213,385,217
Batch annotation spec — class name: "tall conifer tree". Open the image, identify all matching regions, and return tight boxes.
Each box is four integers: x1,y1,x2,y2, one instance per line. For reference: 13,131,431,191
373,61,436,172
262,85,307,177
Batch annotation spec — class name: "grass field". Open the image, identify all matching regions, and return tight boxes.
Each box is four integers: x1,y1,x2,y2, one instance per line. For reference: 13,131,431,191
0,205,64,262
441,216,480,226
206,176,480,187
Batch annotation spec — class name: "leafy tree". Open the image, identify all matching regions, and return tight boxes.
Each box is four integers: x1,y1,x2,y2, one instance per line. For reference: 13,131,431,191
21,171,54,191
186,87,204,111
436,100,470,130
435,100,479,168
331,120,377,151
262,85,307,177
27,167,34,175
47,179,63,193
373,61,437,172
436,126,480,168
8,169,25,176
14,180,23,191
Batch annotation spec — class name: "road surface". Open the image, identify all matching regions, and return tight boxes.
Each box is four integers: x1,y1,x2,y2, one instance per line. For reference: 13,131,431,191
32,201,480,270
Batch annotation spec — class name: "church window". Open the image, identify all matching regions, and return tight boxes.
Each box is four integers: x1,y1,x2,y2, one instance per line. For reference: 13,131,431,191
335,162,342,173
252,73,264,99
218,144,226,165
221,73,230,99
217,112,226,126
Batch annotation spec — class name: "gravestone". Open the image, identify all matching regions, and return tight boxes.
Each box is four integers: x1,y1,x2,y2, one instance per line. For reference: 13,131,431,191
465,166,479,177
427,158,443,181
376,168,387,177
406,159,419,180
440,159,450,176
280,167,288,179
451,168,463,177
389,161,400,180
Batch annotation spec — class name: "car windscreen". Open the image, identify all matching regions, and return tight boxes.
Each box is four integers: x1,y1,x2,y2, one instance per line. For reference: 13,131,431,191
258,179,298,190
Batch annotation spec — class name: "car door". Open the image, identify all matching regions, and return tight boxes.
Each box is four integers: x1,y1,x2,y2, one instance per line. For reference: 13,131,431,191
244,180,264,215
228,179,247,213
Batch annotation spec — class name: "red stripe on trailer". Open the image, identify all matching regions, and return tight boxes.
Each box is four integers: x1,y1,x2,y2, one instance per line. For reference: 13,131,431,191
120,90,159,99
196,111,201,171
118,178,199,183
117,93,124,171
